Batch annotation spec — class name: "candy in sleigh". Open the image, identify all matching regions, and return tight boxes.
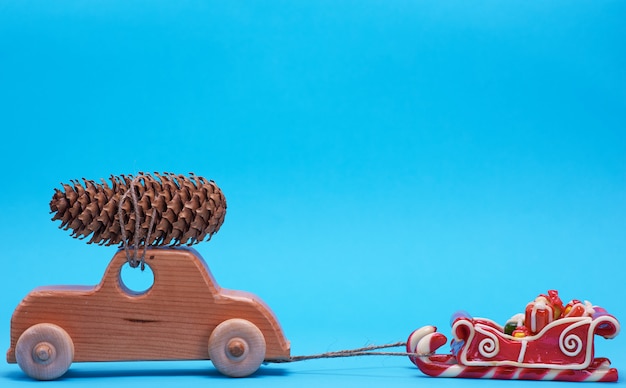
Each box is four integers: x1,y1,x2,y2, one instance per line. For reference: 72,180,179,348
407,290,620,382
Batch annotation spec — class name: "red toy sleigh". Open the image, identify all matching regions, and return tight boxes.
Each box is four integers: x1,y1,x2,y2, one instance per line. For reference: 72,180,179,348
407,293,620,382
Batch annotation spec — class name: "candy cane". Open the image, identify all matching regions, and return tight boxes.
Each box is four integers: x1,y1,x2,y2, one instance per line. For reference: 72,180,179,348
413,354,617,382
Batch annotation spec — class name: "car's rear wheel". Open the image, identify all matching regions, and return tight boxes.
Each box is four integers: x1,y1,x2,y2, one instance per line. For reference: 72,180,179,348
208,318,266,377
15,323,74,380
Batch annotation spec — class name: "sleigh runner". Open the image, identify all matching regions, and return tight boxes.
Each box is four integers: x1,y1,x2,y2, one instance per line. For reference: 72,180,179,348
407,293,620,382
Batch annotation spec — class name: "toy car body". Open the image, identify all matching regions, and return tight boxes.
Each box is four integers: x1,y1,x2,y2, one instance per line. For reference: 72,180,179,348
407,308,619,382
7,247,290,380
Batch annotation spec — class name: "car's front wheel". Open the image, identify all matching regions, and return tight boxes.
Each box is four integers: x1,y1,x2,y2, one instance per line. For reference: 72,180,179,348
208,318,266,377
15,323,74,380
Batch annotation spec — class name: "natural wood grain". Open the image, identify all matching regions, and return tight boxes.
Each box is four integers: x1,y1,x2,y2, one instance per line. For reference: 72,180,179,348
15,323,74,380
208,318,266,377
7,248,290,378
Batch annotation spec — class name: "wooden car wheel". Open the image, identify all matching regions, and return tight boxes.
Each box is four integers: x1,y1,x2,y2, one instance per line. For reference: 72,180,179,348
208,318,266,377
15,323,74,380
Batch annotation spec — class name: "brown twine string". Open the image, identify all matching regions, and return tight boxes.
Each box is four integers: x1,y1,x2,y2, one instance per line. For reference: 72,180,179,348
115,180,413,361
117,175,156,271
116,178,414,363
270,342,417,363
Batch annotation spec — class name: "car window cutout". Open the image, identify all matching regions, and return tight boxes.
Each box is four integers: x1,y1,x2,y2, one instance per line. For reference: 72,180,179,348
119,262,154,295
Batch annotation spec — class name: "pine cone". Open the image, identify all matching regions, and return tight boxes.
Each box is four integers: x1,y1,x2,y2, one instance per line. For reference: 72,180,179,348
50,172,227,247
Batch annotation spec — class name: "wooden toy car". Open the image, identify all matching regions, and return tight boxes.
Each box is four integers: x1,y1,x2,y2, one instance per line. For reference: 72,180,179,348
6,247,290,380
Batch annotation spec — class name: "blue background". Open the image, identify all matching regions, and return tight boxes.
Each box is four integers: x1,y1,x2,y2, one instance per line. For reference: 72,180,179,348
1,1,625,386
